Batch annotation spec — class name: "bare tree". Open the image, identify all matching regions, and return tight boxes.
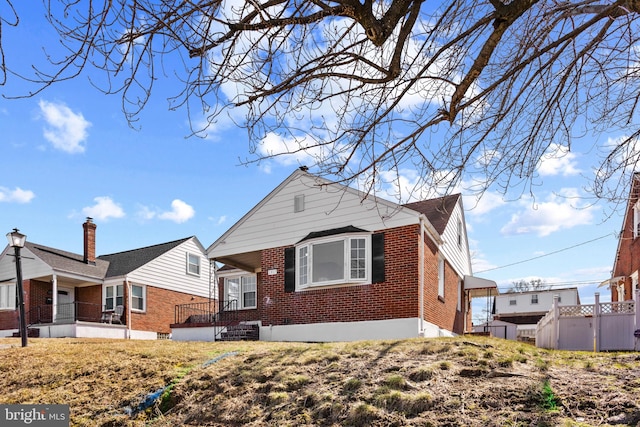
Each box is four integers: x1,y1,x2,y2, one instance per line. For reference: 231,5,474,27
509,278,549,293
2,0,640,201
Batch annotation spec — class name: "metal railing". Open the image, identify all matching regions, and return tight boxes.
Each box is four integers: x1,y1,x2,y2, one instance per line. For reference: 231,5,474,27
173,300,238,324
27,302,110,326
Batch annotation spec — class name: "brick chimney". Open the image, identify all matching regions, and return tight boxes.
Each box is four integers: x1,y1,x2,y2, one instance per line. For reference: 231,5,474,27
83,217,96,265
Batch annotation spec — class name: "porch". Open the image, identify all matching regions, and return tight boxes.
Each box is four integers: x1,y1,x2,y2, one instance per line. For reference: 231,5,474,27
25,301,127,339
536,291,640,351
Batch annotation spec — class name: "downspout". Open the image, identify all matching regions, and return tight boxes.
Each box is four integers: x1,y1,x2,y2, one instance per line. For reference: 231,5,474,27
51,274,58,323
126,277,131,339
418,217,425,336
417,214,442,336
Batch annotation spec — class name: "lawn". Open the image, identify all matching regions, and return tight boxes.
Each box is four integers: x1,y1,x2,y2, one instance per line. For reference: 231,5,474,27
0,336,638,426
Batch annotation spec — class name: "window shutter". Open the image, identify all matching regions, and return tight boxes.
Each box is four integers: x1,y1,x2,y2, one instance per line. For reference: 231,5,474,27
371,232,385,283
284,247,296,292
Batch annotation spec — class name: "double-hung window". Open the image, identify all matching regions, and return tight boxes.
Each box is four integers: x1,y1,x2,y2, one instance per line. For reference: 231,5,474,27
131,284,146,311
105,284,124,310
296,234,370,288
531,294,539,304
224,275,257,310
187,253,201,276
0,284,16,310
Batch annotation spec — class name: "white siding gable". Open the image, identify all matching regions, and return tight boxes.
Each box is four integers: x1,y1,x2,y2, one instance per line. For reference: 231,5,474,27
209,170,426,259
0,247,53,283
438,198,472,278
122,238,211,297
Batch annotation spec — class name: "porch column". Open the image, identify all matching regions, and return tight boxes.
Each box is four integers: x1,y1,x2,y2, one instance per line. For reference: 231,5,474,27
52,274,58,322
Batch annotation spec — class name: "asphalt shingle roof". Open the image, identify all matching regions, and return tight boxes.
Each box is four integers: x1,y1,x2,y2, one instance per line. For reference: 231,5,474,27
25,242,110,279
98,237,191,277
402,194,461,235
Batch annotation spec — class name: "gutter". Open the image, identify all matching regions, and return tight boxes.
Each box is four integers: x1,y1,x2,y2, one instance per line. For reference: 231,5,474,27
419,217,425,335
126,277,131,339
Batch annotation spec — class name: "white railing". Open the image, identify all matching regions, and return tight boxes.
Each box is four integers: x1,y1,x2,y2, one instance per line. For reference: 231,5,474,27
536,291,640,352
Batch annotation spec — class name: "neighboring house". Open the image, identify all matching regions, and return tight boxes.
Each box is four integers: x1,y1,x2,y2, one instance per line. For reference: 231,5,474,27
0,218,211,339
172,168,497,342
472,320,517,341
608,172,640,301
492,287,581,340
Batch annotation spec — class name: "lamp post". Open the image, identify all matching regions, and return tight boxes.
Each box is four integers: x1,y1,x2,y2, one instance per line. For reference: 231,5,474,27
7,228,27,347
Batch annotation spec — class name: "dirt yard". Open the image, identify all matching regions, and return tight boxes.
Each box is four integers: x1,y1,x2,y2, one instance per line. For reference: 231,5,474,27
0,336,638,426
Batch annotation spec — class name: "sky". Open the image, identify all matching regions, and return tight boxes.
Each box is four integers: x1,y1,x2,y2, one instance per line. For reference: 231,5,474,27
0,3,625,323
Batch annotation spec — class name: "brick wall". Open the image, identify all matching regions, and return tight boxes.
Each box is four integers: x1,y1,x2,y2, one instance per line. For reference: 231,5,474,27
421,232,466,334
128,282,211,334
215,223,466,334
216,225,422,326
614,179,640,301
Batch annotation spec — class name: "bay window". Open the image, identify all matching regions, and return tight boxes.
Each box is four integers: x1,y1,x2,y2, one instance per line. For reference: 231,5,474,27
296,234,370,288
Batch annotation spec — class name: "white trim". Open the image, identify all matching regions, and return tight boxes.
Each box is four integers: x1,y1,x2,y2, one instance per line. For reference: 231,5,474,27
295,233,371,290
186,252,201,277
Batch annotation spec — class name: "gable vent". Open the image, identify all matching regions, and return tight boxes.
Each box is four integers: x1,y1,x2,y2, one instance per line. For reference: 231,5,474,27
294,194,305,213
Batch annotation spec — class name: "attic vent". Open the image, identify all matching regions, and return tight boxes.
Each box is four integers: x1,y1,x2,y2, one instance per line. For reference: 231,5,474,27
294,194,305,213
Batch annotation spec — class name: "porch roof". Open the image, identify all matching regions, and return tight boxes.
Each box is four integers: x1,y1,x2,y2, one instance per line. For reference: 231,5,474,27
26,242,109,279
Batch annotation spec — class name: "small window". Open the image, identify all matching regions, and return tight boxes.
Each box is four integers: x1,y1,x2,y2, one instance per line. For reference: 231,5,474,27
438,256,445,298
187,253,201,276
634,201,640,238
457,219,462,247
0,284,16,310
509,297,517,306
131,284,146,311
531,294,539,304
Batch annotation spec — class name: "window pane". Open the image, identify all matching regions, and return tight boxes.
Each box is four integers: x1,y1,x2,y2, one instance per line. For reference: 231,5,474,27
312,240,344,282
242,276,256,308
188,253,200,275
225,278,240,307
298,246,308,285
350,238,366,279
132,285,143,297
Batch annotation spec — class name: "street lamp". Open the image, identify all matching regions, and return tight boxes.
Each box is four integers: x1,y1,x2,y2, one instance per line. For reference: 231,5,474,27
6,228,27,347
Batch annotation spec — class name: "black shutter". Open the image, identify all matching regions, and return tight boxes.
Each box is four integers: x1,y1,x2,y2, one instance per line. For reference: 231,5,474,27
371,232,385,283
284,247,296,292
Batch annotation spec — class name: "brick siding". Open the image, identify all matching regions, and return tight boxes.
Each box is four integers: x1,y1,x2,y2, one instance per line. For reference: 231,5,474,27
127,283,211,333
217,224,465,333
614,179,640,301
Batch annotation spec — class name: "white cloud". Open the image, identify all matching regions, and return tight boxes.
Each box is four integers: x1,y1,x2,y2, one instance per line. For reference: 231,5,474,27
158,199,195,223
256,133,318,168
82,196,125,221
537,143,580,176
500,189,596,237
462,190,506,216
0,187,35,203
208,215,227,226
38,100,91,154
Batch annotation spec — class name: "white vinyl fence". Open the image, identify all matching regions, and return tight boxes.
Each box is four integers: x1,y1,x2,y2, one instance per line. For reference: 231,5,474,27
536,291,640,352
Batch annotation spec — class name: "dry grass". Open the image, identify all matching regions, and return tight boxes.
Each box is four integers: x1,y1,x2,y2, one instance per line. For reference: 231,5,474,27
1,336,639,426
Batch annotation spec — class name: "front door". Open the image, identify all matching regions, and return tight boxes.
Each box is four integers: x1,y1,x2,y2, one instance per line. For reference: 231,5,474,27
57,288,75,322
